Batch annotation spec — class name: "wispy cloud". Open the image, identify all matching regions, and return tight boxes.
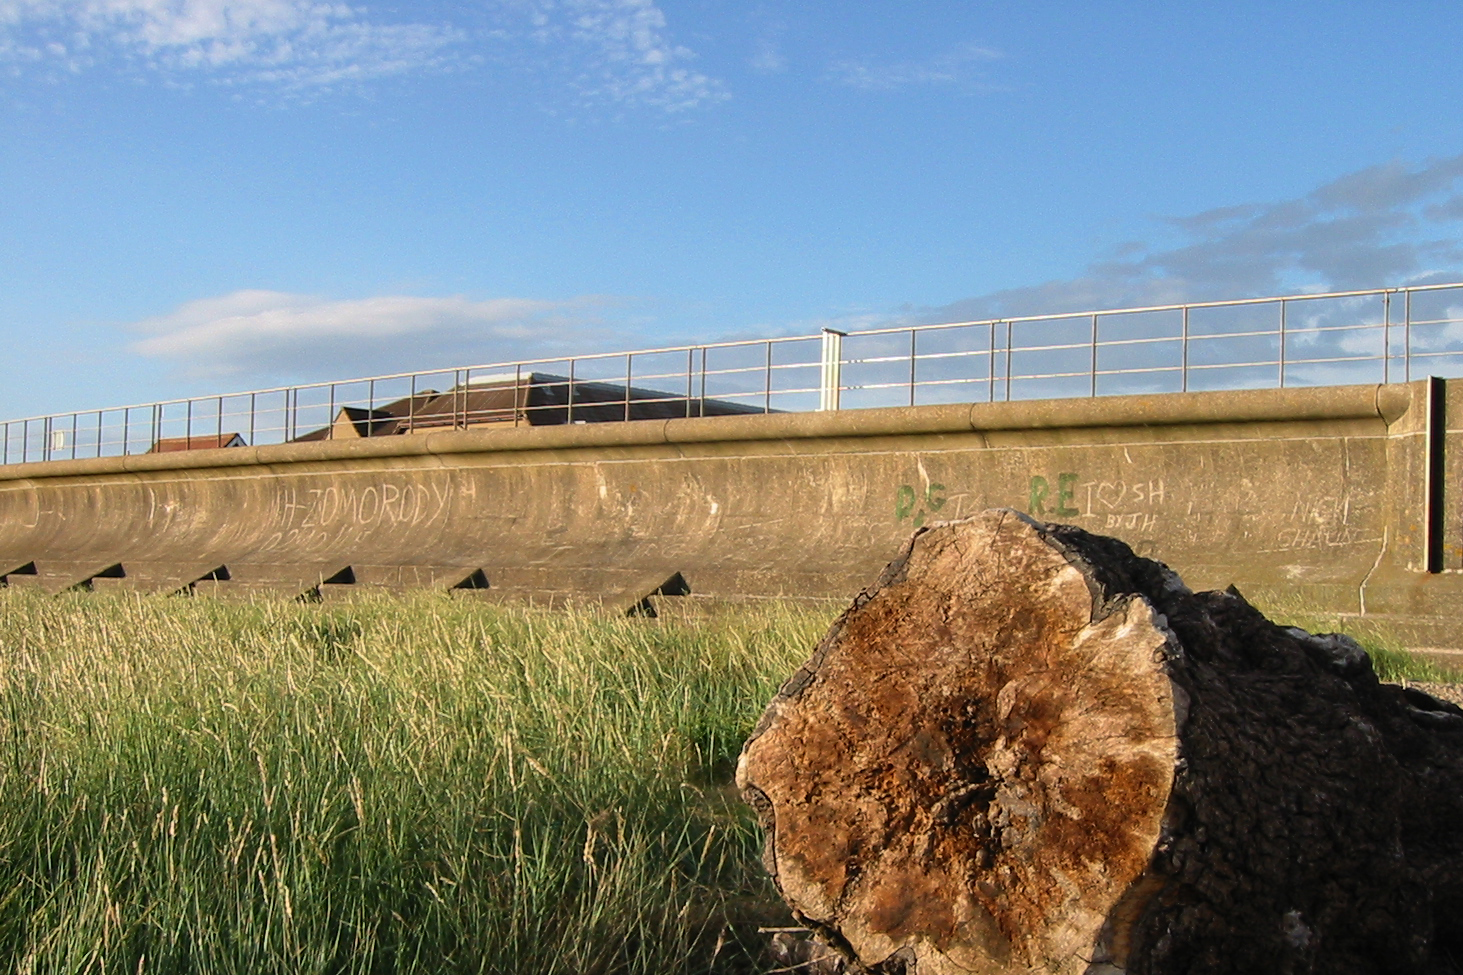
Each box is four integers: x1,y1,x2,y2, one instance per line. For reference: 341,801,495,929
524,0,727,112
921,155,1463,324
0,0,462,88
748,34,784,74
130,290,617,380
0,0,728,110
828,42,1002,92
746,15,785,74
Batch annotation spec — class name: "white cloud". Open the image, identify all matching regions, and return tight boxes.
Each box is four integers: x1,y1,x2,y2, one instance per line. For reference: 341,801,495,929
130,290,617,380
921,155,1463,325
749,36,784,74
0,0,728,109
747,16,785,75
828,42,1002,92
0,0,462,88
525,0,727,112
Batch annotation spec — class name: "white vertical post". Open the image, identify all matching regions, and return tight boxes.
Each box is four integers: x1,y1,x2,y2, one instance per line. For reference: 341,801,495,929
1405,289,1413,382
1278,299,1287,388
819,328,846,411
1383,291,1391,385
1089,314,1099,396
1181,306,1190,392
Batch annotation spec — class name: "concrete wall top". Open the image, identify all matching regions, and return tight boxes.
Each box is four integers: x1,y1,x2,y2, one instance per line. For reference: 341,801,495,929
0,382,1414,483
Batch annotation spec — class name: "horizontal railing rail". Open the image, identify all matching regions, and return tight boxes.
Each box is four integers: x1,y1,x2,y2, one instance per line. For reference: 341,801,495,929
5,282,1463,464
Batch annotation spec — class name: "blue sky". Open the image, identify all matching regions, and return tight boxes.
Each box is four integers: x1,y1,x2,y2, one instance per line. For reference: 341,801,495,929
3,1,1463,419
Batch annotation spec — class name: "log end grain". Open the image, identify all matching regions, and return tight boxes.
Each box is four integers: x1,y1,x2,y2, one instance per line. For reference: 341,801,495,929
738,510,1184,973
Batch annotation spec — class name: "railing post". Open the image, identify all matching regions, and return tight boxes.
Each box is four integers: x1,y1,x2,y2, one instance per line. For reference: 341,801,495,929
95,411,102,459
567,359,576,423
909,330,918,406
70,413,78,460
186,398,193,449
685,349,694,418
248,393,255,447
43,417,51,461
1004,321,1014,402
1405,289,1414,382
1181,305,1190,393
988,321,997,402
763,343,773,413
1090,314,1099,397
1278,299,1287,388
327,385,335,440
819,328,846,411
1383,291,1392,385
625,354,633,422
216,396,223,445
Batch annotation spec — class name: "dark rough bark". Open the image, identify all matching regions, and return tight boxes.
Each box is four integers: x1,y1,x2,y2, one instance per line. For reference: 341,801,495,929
736,509,1463,975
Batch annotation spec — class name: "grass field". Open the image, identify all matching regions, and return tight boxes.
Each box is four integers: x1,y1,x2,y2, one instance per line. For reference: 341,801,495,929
1254,600,1463,684
0,590,832,975
0,587,1449,975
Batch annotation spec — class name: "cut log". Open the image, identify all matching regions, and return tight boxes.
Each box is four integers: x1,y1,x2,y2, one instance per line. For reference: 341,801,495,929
737,509,1463,975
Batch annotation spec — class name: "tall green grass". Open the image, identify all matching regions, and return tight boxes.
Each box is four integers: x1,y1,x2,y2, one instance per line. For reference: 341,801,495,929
1251,598,1462,683
0,591,832,975
0,585,1445,975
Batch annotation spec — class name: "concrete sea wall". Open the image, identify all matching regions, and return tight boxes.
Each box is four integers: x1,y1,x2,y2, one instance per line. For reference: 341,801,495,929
3,380,1463,650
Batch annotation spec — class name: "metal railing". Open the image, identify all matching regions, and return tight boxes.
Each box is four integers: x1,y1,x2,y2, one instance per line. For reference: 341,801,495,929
6,282,1463,465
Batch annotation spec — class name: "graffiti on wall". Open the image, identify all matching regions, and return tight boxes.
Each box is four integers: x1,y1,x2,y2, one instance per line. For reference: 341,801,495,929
894,482,947,528
1275,495,1367,551
257,477,467,552
1028,472,1165,557
1028,473,1081,518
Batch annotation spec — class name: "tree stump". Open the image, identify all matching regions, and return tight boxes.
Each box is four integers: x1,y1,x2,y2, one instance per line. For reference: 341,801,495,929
737,509,1463,975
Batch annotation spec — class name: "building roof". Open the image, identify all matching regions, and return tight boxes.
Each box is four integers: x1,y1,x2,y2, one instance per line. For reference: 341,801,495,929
291,372,769,442
148,433,247,453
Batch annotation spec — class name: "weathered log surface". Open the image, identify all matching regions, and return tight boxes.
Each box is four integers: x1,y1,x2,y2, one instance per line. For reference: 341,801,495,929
737,509,1463,975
